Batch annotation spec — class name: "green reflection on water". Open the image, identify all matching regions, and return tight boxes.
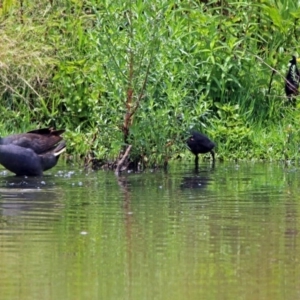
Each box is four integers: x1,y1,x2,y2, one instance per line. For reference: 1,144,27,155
0,162,300,300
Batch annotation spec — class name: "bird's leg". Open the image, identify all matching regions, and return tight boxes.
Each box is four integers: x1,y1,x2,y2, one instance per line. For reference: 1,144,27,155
195,154,199,169
210,150,215,163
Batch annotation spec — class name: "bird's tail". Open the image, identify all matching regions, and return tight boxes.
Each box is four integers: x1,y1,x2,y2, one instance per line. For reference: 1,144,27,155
53,141,66,156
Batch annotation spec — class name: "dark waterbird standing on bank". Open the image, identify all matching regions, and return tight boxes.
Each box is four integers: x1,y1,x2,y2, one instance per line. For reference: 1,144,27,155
187,131,215,166
285,55,300,100
0,128,66,176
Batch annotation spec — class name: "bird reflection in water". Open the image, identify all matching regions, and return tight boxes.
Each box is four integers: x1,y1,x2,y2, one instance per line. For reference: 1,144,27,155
180,163,214,190
0,176,64,218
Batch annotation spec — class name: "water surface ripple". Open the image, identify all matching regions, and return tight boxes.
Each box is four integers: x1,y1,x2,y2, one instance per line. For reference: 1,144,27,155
0,162,299,300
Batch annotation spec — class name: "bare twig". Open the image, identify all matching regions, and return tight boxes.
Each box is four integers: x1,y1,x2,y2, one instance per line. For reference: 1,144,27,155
267,69,276,95
254,54,287,83
122,49,154,143
115,145,132,175
129,54,153,119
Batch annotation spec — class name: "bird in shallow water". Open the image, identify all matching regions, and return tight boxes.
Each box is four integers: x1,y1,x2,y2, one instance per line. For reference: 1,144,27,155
0,128,66,176
285,55,300,103
187,131,215,167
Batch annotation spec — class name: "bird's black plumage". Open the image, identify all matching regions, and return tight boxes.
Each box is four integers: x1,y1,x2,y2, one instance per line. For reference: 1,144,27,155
187,131,215,166
0,128,64,154
285,55,300,99
0,128,66,176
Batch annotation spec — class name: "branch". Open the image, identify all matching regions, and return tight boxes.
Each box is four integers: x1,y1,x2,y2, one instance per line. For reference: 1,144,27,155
129,53,153,118
254,54,288,84
115,145,132,175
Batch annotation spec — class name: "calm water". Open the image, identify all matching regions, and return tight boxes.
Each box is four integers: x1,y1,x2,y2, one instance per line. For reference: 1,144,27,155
0,161,300,300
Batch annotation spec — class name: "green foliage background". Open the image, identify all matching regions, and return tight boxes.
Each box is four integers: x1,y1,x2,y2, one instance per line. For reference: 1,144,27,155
1,0,300,166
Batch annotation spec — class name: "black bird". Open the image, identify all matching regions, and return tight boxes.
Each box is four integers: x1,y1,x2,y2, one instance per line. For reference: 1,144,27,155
0,128,66,176
285,56,300,100
187,131,215,166
0,141,66,176
0,128,64,153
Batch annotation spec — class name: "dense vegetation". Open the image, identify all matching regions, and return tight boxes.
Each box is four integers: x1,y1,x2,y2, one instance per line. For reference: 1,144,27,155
1,0,300,168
